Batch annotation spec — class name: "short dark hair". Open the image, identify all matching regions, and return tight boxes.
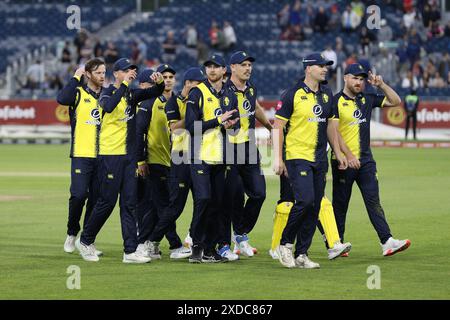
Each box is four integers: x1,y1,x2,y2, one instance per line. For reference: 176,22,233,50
85,58,105,73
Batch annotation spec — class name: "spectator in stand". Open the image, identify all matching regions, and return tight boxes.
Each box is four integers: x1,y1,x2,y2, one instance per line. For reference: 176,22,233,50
314,6,329,33
137,38,147,64
25,60,45,89
344,53,358,68
130,40,144,67
61,41,72,64
403,8,416,30
277,4,291,32
73,28,89,63
351,0,365,19
104,41,119,70
444,21,450,37
401,70,421,89
289,0,302,29
328,3,341,29
335,37,348,70
378,19,393,43
322,46,337,72
438,53,450,80
406,33,421,65
428,71,446,88
209,20,220,49
223,21,237,51
341,5,361,32
428,21,444,38
196,37,209,65
93,38,103,58
185,24,198,49
359,26,376,56
422,4,433,28
162,30,178,63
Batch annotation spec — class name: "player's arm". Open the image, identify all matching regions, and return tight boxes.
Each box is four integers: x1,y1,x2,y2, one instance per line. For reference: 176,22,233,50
327,120,348,170
255,100,273,132
368,71,401,108
273,91,293,177
336,126,360,169
136,100,152,177
56,67,84,106
132,72,165,105
99,83,126,113
166,96,184,131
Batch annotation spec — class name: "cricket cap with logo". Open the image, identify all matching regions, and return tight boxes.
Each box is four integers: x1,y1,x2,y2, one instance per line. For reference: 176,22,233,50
156,63,176,74
302,53,333,69
138,68,155,84
203,54,226,67
344,63,368,78
183,67,205,83
113,58,138,71
229,51,255,64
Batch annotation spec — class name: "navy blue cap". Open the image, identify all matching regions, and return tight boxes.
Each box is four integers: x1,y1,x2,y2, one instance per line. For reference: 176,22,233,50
156,64,176,74
344,63,368,78
225,65,232,76
138,68,155,84
203,54,226,67
302,53,333,68
183,67,205,83
113,58,138,71
229,51,255,65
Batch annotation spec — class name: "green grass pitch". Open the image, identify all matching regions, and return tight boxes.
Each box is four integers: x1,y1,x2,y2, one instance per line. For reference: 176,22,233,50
0,144,449,299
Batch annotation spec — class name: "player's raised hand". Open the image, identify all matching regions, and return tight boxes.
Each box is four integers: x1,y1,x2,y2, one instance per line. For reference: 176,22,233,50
151,72,164,84
368,71,384,87
124,69,137,83
74,67,85,78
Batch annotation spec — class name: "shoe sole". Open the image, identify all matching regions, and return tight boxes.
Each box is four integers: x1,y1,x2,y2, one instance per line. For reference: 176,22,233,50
189,259,202,263
329,244,352,260
81,256,99,262
64,248,75,254
170,254,192,259
122,259,151,264
384,240,411,257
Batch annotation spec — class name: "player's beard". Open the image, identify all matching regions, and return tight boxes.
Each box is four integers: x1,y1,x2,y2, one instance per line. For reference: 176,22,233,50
349,84,363,95
87,75,104,89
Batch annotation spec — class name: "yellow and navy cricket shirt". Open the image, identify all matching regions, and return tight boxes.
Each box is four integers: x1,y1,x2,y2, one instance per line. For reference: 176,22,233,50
333,91,386,161
98,81,165,158
225,79,257,144
136,95,171,167
275,80,336,162
165,92,190,153
56,76,101,158
185,80,239,164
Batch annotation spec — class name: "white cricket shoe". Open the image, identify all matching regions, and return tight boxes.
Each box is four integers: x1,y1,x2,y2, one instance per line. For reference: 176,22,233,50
123,251,152,264
382,237,411,256
269,249,279,259
328,241,352,260
184,233,193,249
149,241,162,260
64,235,76,253
235,234,254,257
136,242,152,259
295,254,320,269
276,244,296,268
78,241,99,262
75,237,103,256
170,246,192,259
218,245,239,261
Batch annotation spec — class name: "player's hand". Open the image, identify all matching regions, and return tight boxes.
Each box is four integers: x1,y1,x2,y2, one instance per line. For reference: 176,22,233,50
336,153,348,170
151,72,164,84
137,163,149,177
74,67,85,78
219,109,237,123
223,117,239,129
346,153,361,169
368,71,384,87
274,159,288,177
124,69,137,83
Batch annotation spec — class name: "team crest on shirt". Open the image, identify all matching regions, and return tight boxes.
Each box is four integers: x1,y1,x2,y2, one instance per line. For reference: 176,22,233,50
360,97,366,105
223,96,230,106
248,88,254,96
322,93,329,103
